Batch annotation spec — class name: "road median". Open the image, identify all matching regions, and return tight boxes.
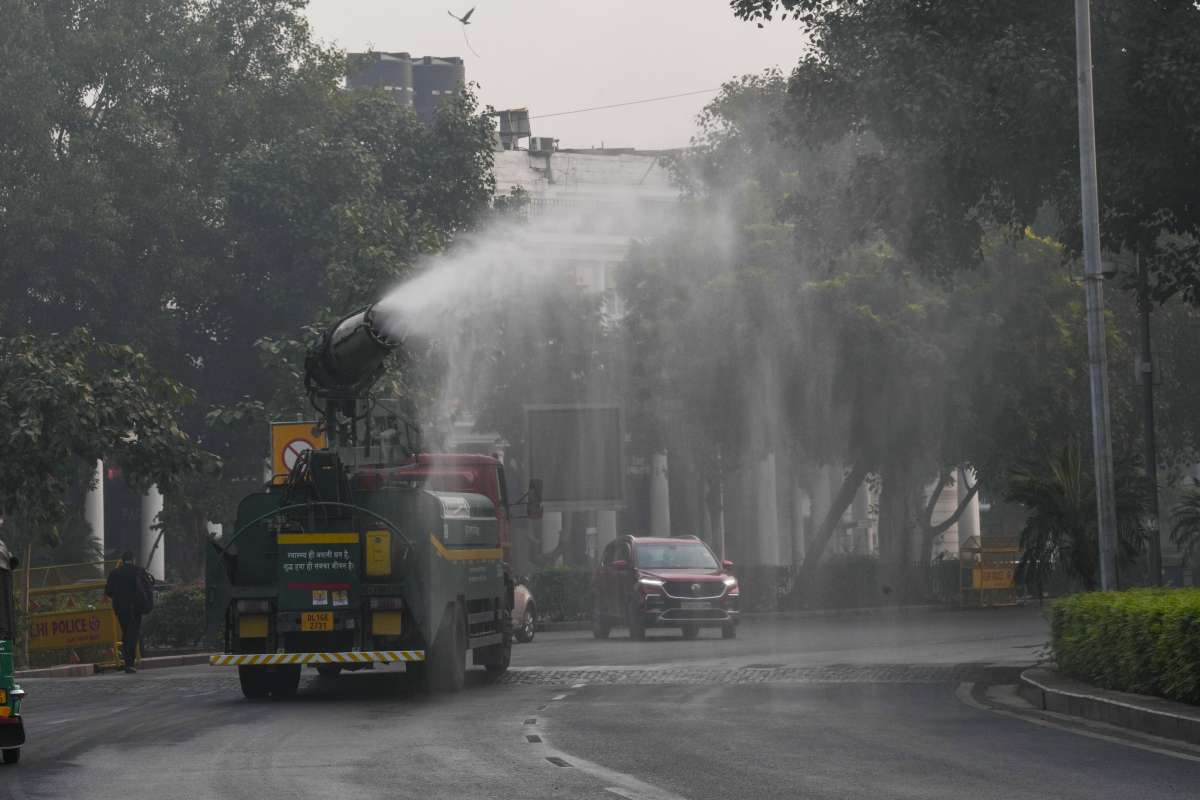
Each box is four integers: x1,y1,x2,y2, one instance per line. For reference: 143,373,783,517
1019,667,1200,747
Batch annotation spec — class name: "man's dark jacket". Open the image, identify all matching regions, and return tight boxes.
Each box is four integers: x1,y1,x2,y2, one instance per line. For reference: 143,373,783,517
105,563,148,614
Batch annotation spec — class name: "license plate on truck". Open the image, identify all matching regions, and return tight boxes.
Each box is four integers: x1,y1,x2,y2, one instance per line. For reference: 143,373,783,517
301,612,333,631
681,601,709,610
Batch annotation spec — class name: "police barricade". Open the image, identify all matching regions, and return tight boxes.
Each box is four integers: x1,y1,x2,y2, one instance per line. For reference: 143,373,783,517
22,560,135,669
959,537,1020,607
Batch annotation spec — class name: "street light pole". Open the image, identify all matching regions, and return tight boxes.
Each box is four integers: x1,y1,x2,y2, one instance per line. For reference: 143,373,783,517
1074,0,1120,591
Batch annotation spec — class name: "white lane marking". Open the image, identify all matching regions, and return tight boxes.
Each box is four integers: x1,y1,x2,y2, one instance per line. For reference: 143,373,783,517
572,683,587,689
551,693,568,701
605,788,644,799
525,733,689,800
956,682,1200,764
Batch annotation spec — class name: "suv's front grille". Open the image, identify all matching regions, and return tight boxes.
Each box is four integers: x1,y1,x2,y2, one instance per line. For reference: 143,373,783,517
663,581,726,599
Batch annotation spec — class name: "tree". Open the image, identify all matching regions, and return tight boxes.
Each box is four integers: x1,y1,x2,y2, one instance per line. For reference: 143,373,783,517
629,68,1166,602
731,1,1200,304
0,1,497,571
1008,442,1149,594
0,329,216,561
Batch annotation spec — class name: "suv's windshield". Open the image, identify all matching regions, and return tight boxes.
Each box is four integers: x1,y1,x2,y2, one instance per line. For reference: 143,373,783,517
634,542,718,570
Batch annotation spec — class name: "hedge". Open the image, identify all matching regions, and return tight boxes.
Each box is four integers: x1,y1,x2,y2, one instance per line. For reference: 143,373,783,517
1050,588,1200,705
142,586,209,649
527,566,592,622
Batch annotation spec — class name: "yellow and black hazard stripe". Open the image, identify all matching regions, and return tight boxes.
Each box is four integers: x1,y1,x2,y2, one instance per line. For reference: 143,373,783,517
209,650,425,666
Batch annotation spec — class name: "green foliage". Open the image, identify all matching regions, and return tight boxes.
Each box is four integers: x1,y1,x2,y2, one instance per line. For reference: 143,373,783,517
527,566,592,622
1051,589,1200,704
0,0,498,573
0,329,217,552
142,586,208,649
1169,481,1200,567
732,1,1200,304
1008,442,1150,594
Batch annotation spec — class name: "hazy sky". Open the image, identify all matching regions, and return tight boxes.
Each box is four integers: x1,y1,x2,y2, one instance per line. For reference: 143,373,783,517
303,1,806,150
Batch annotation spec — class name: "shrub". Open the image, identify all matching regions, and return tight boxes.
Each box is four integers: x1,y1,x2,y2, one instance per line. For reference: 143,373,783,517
528,566,592,621
1050,588,1200,705
142,585,208,649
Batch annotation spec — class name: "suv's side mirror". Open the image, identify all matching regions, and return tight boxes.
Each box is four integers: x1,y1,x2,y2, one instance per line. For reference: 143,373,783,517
527,478,544,520
611,559,629,570
722,559,734,571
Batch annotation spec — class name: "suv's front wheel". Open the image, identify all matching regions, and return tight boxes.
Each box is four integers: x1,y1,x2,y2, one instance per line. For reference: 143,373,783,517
592,607,611,639
626,599,646,641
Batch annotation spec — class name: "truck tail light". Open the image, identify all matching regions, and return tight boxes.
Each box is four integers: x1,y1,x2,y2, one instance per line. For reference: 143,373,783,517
369,597,404,610
236,599,271,613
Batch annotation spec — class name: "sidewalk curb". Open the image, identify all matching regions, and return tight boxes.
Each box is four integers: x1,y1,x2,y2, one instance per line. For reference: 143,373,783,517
1019,667,1200,746
15,653,213,679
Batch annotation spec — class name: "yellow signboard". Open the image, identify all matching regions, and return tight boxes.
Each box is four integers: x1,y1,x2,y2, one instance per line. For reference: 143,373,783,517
271,421,328,480
366,530,391,577
973,567,1016,590
29,607,119,652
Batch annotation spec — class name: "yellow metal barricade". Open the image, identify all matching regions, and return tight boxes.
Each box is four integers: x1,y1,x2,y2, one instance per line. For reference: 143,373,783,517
22,560,135,669
959,538,1020,607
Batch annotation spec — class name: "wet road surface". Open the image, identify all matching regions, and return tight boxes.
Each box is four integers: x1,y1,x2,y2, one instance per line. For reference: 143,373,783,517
6,607,1199,799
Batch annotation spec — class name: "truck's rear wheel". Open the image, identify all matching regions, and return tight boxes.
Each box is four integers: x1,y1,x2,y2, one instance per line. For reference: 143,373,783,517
480,634,512,676
238,666,271,699
270,665,301,698
428,603,466,692
316,664,342,678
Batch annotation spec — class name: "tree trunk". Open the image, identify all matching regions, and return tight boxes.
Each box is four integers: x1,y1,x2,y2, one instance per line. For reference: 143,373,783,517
916,471,980,599
877,458,918,602
795,461,870,594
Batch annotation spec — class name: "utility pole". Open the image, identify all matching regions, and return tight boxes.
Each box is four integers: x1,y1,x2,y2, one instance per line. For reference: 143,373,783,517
1137,250,1163,585
1074,0,1120,591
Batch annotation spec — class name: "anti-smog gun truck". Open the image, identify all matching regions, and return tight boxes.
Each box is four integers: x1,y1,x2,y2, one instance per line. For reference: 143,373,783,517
207,304,542,698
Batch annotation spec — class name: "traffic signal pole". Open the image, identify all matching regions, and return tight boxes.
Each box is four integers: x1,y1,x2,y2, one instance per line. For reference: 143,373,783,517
1074,0,1120,591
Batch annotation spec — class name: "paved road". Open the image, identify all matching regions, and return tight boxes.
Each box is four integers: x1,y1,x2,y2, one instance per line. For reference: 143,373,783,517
6,607,1200,799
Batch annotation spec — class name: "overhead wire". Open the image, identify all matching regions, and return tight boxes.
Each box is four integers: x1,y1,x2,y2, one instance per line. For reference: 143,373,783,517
529,88,723,120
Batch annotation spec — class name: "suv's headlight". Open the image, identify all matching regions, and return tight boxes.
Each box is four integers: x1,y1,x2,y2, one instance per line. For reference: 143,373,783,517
723,577,738,587
638,577,664,587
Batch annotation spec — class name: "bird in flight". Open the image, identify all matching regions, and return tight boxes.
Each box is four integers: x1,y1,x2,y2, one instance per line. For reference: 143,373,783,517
448,6,475,25
448,6,480,57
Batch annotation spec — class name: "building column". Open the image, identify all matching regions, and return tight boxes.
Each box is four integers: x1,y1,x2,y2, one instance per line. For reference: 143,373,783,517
84,459,105,559
650,451,671,537
923,477,962,560
541,511,563,565
597,509,618,558
793,482,810,565
957,465,981,548
757,452,781,566
141,485,165,581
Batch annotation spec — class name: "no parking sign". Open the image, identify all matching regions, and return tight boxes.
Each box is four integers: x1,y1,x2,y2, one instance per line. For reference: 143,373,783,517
270,421,328,481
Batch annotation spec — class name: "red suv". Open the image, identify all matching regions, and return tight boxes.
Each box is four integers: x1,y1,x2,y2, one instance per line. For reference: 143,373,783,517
592,535,739,640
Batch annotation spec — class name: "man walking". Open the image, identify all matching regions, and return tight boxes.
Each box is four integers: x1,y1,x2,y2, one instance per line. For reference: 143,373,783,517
105,551,152,674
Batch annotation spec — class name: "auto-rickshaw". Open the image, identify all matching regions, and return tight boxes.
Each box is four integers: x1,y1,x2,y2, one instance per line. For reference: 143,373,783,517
0,538,24,765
